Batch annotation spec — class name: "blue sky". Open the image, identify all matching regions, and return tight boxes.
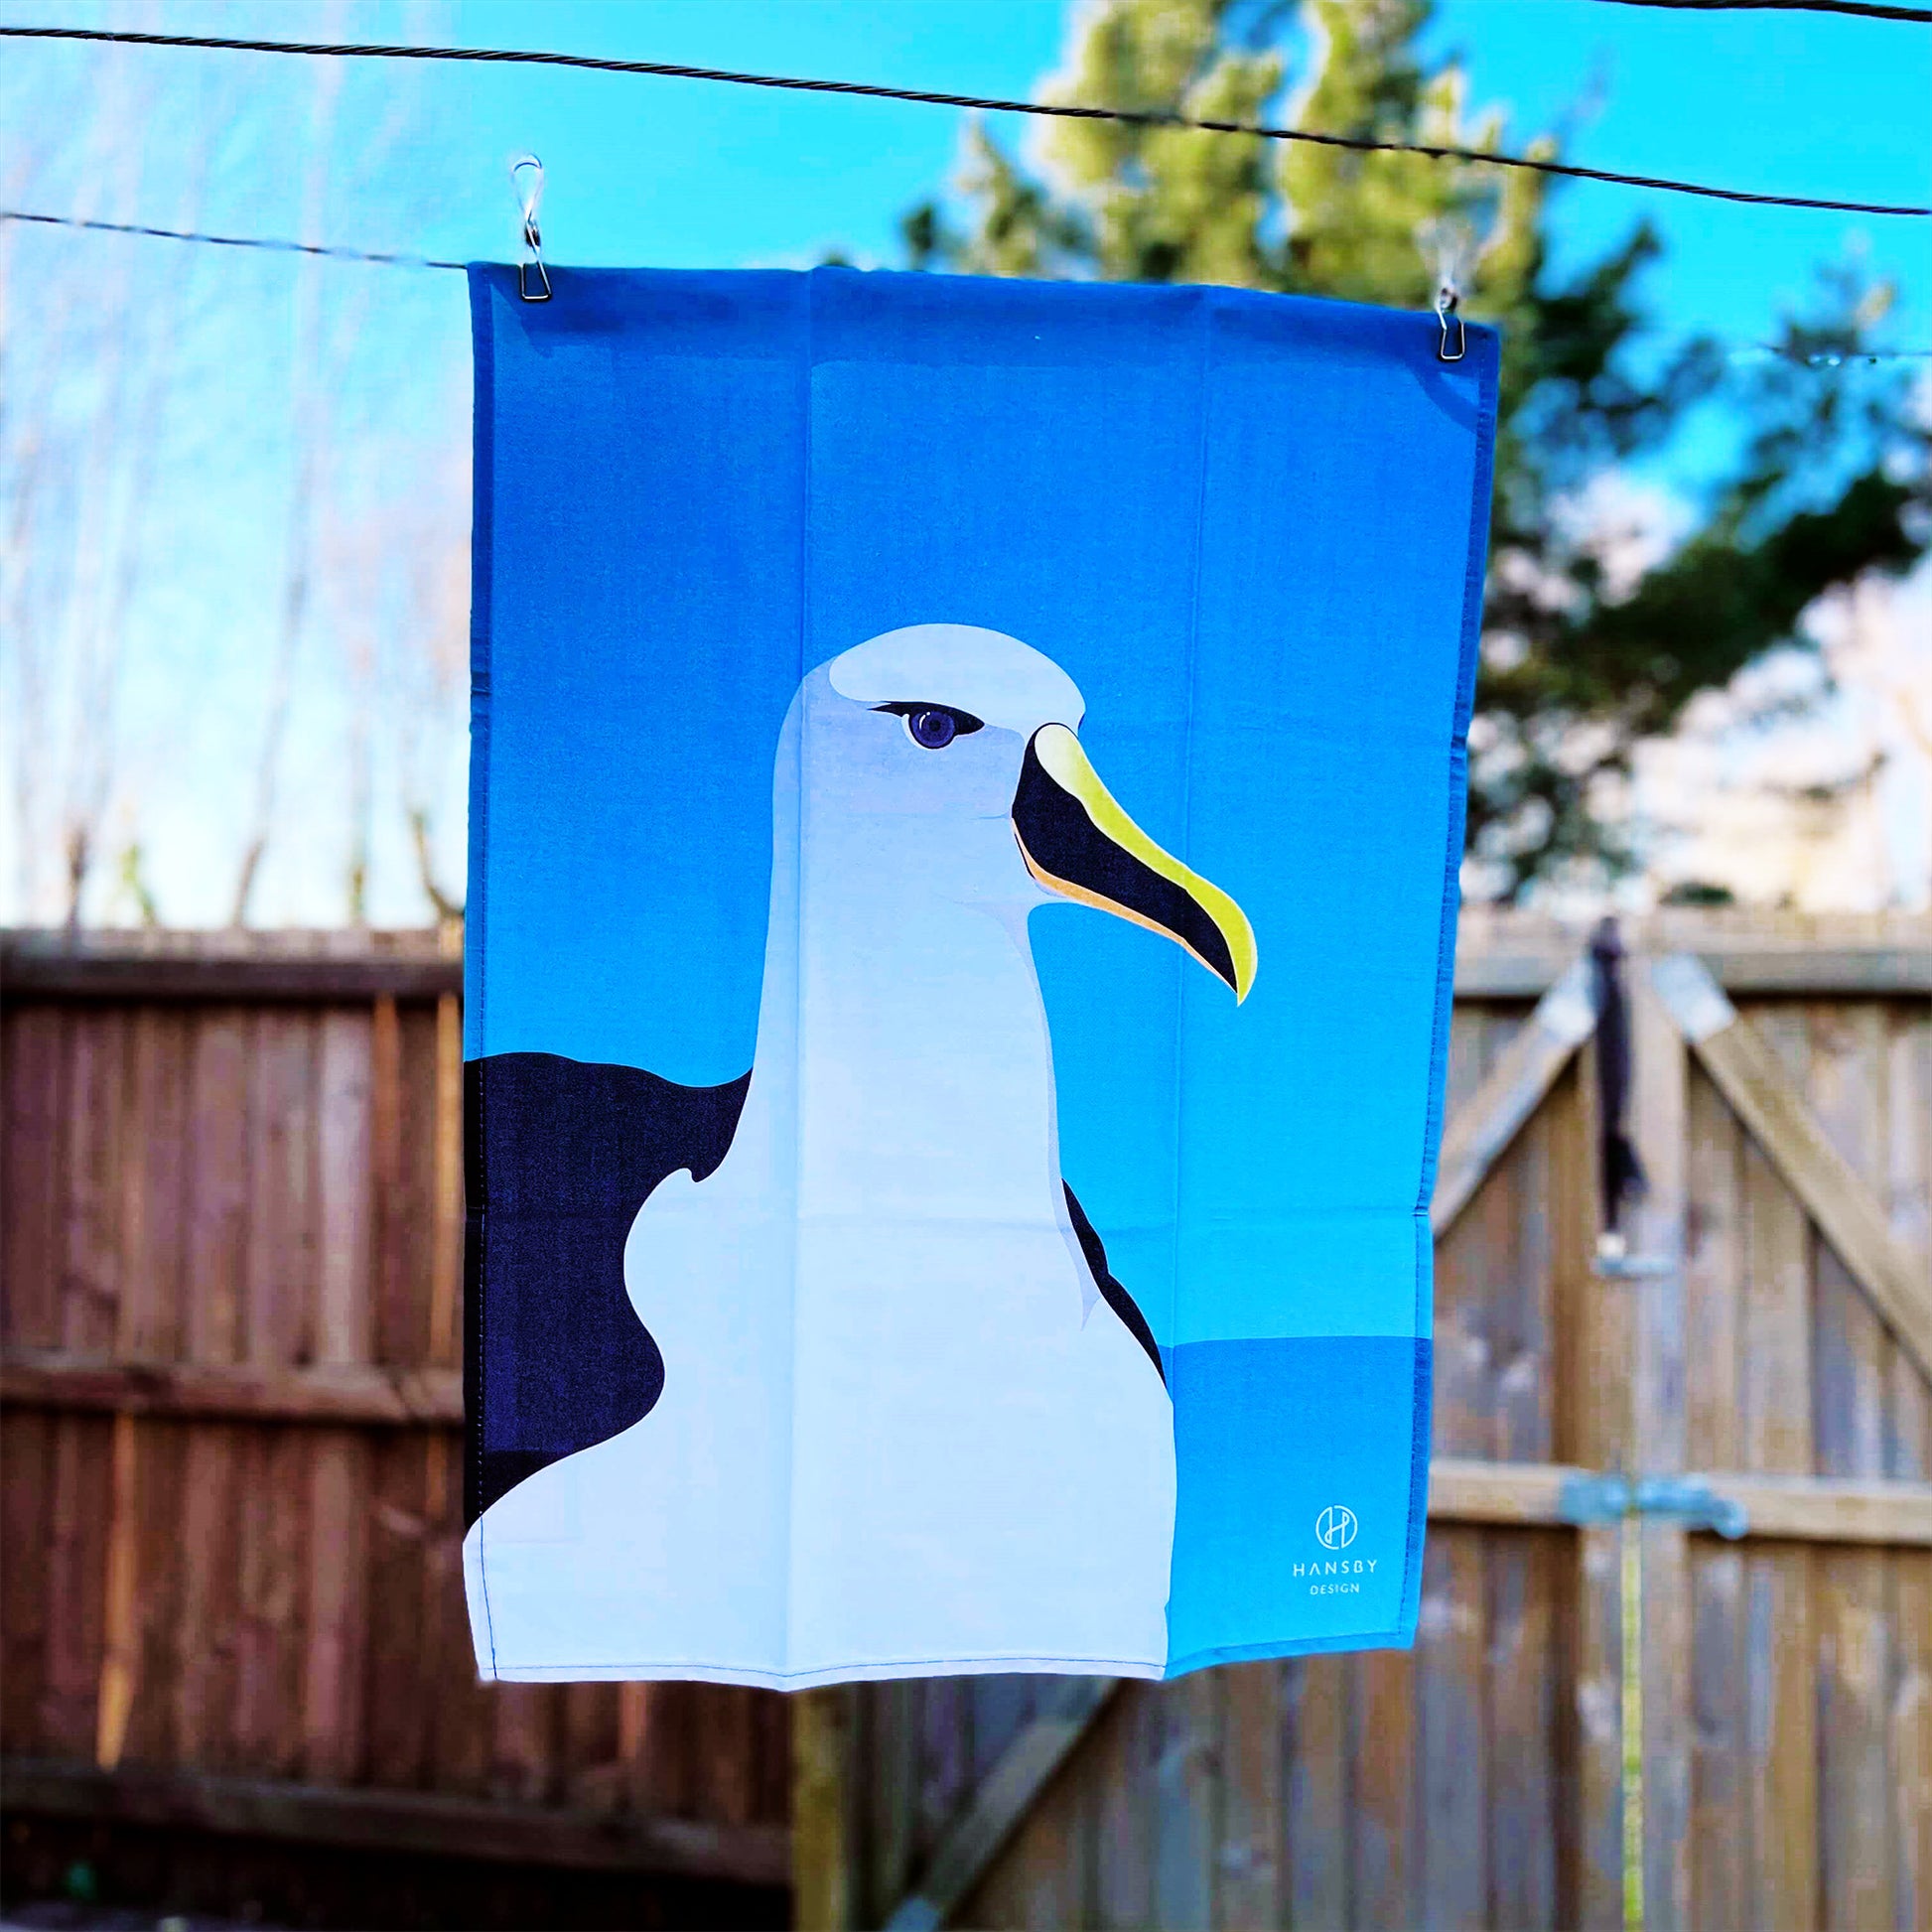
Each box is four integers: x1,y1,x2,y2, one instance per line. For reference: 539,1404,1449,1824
0,0,1927,925
11,0,1927,350
463,0,1930,340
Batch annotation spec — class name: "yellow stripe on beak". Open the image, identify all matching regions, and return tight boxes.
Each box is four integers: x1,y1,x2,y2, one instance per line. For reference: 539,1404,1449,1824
1014,724,1257,1004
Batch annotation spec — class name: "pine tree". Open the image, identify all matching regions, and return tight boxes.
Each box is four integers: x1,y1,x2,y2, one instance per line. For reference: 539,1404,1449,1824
901,0,1928,897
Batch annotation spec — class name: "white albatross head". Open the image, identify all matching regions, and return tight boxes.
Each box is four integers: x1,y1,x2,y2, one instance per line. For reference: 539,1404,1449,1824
803,623,1255,1001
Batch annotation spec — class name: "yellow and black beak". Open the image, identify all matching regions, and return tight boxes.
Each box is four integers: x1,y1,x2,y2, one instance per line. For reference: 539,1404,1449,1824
1012,724,1257,1003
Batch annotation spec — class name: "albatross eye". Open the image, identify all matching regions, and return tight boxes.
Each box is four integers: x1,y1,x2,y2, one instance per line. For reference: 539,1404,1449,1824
872,702,986,750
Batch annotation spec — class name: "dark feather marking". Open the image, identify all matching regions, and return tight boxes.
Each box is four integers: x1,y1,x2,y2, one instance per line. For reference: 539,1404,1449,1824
466,1052,749,1522
1062,1182,1166,1387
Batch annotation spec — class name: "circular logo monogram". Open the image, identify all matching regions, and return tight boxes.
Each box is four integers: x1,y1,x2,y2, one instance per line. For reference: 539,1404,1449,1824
1316,1505,1358,1550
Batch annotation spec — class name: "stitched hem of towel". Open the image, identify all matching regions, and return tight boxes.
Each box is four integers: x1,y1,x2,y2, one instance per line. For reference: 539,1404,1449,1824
478,1652,1166,1688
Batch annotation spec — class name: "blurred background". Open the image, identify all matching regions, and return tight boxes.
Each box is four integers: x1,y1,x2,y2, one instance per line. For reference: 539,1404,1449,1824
1,0,1929,929
2,5,1929,1931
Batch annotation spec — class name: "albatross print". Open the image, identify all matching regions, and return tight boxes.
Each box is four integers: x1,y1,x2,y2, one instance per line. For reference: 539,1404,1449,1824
464,625,1256,1687
467,267,1497,1686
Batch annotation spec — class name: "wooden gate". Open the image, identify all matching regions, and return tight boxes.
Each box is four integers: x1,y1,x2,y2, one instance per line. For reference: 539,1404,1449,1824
818,912,1932,1931
7,918,1928,1928
0,931,789,1906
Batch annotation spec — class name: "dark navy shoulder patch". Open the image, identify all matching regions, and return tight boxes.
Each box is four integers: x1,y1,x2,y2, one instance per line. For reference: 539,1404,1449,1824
1062,1181,1166,1387
466,1052,750,1522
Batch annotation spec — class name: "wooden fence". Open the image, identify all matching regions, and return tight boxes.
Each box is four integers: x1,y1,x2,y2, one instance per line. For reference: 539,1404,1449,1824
818,912,1932,1932
0,929,789,1902
6,917,1930,1931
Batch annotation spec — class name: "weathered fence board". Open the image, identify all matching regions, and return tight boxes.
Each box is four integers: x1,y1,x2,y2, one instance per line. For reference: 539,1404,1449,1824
2,1756,790,1882
0,933,788,1889
8,918,1930,1926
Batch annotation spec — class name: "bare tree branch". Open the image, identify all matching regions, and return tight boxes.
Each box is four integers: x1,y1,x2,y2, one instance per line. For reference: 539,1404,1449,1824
230,45,344,926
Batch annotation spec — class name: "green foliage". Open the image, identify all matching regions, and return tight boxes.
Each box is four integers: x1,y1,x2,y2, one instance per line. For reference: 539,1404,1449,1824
900,0,1929,897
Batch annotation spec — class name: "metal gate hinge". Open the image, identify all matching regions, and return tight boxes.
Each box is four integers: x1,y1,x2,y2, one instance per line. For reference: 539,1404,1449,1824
1591,1253,1676,1280
1558,1472,1747,1539
1593,1232,1675,1280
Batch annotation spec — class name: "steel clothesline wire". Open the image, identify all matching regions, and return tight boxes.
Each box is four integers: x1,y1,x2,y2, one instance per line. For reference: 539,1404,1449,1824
1,21,1928,218
7,203,1930,365
0,206,464,270
1593,0,1932,20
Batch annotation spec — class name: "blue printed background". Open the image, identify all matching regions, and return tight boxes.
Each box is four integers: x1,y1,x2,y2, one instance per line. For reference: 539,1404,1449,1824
469,265,1496,1668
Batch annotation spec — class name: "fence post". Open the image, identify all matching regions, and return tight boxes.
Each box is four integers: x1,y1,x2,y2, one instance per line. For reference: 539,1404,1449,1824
794,1686,853,1930
1627,947,1693,1931
1557,967,1627,1931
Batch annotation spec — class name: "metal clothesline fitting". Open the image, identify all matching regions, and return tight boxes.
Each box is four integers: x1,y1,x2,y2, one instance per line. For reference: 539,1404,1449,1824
511,153,550,302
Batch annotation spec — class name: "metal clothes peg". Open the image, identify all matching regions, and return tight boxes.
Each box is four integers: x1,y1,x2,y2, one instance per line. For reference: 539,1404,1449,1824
1418,213,1472,362
510,154,551,302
